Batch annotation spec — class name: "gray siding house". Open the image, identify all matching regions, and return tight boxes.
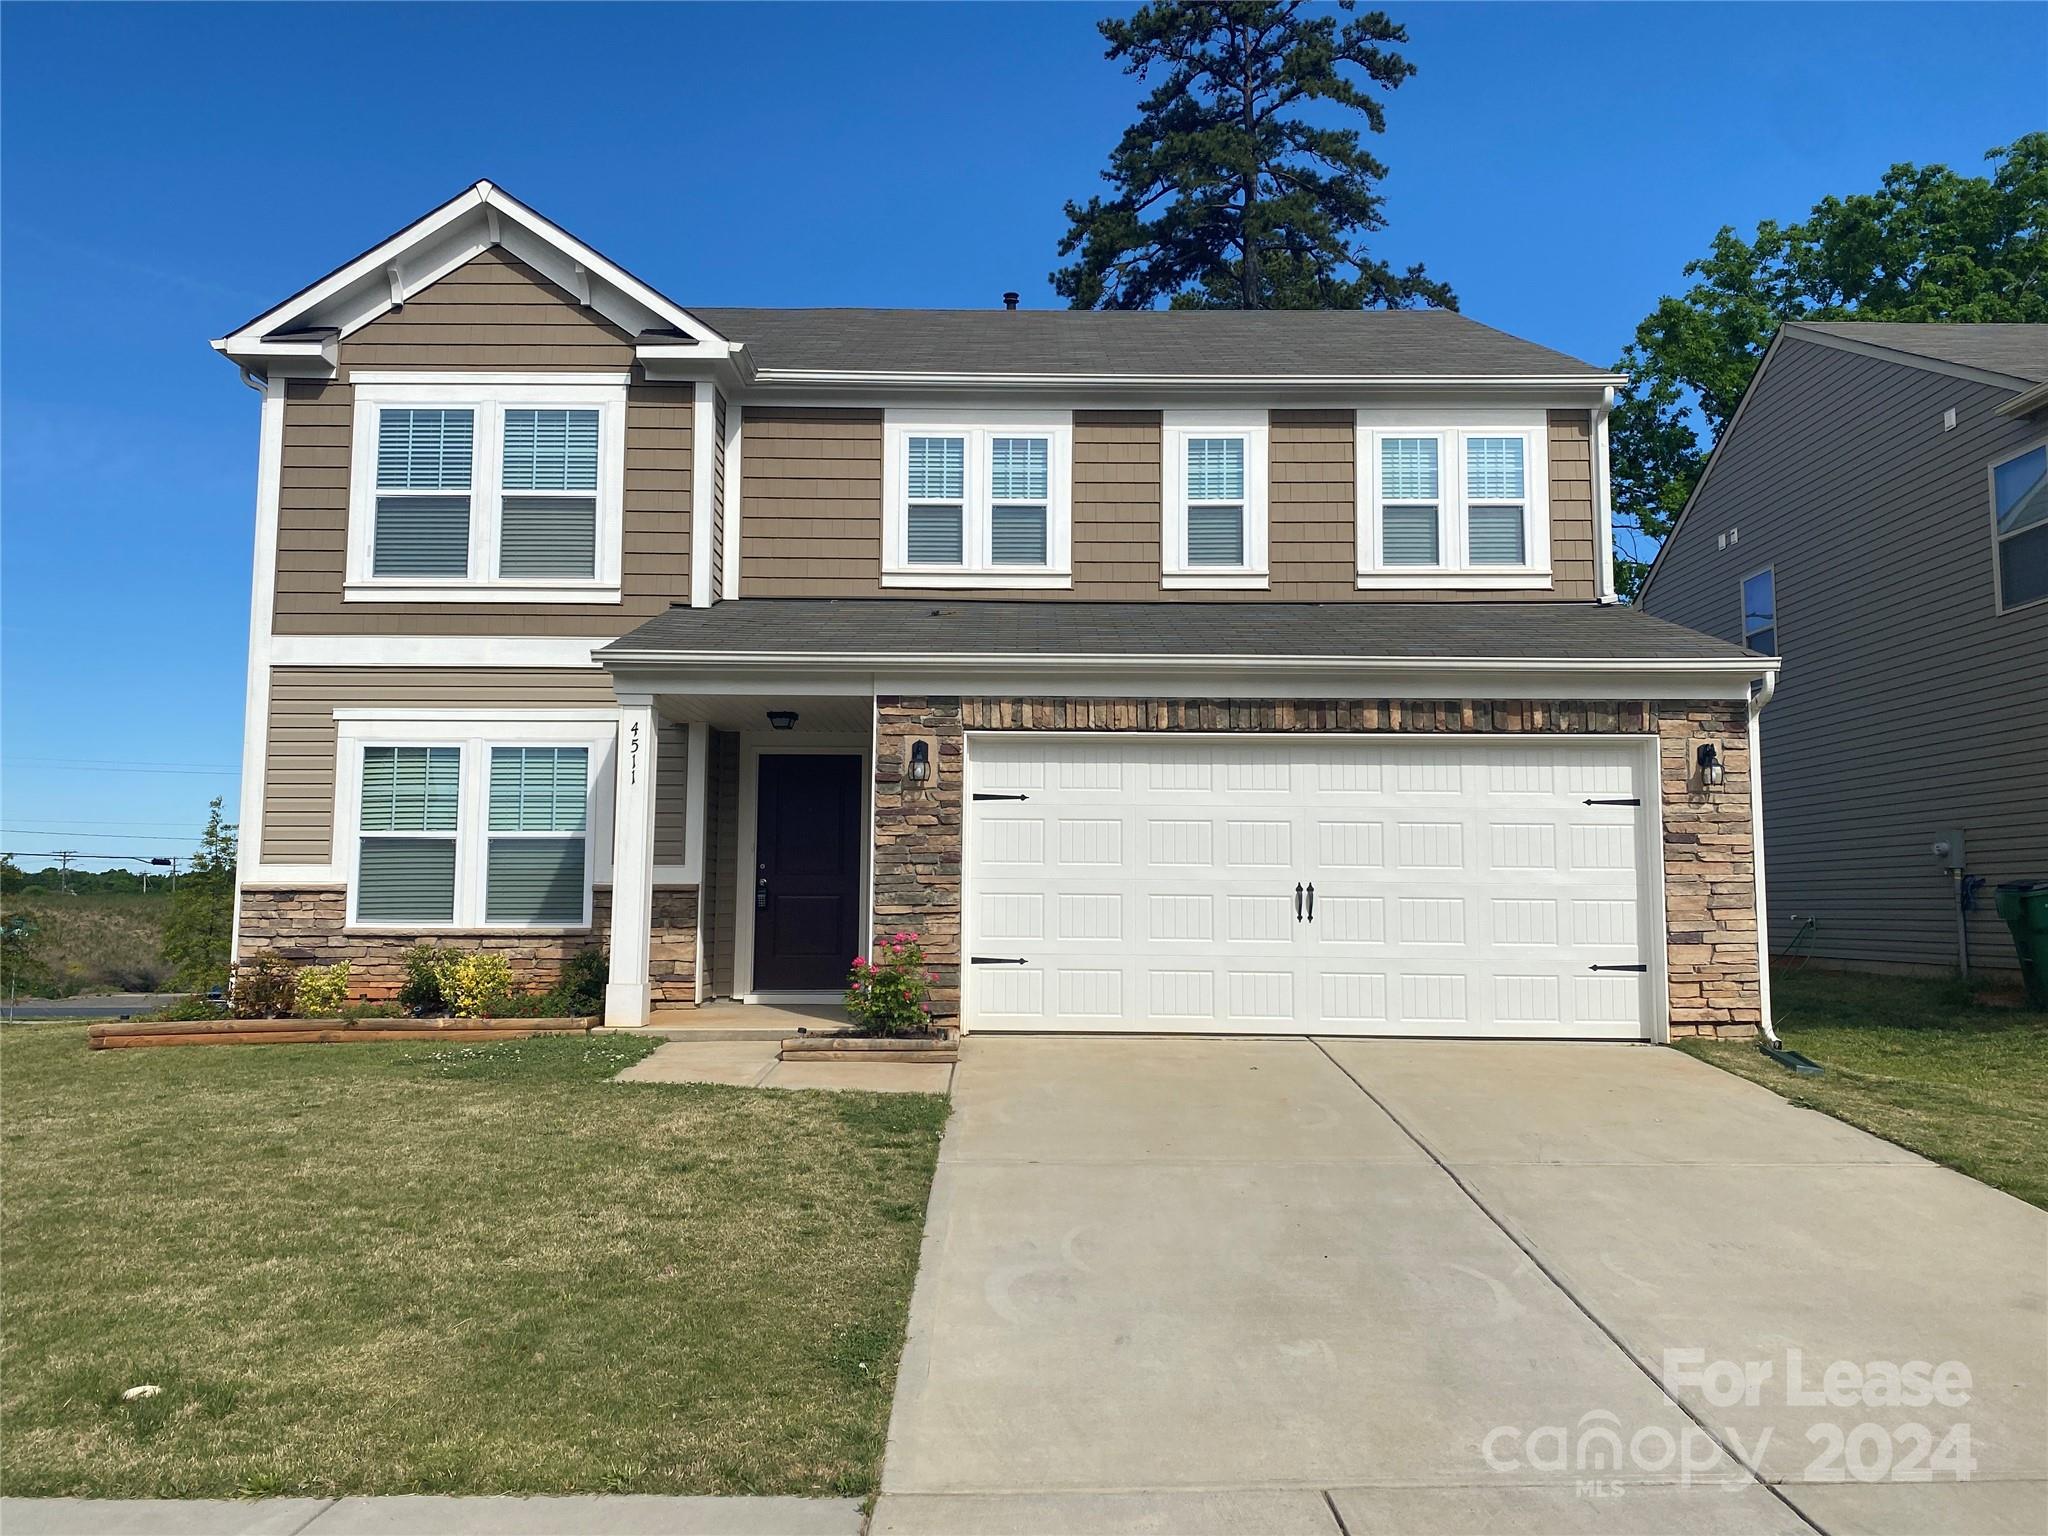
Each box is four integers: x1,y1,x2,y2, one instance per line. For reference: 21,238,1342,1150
1640,322,2048,978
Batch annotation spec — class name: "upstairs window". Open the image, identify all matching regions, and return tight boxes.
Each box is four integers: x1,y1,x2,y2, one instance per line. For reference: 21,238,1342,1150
884,414,1072,587
1741,567,1777,654
1162,411,1269,588
1358,415,1551,589
348,378,625,602
1992,442,2048,612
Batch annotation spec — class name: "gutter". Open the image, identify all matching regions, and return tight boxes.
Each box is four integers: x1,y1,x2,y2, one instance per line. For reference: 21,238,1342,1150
1995,380,2048,418
595,647,1772,674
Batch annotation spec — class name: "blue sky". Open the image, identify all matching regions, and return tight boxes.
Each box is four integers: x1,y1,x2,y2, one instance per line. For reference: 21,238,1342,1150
3,2,2042,871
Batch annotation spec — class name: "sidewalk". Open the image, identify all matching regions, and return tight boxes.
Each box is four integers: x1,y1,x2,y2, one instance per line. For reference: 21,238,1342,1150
0,1496,864,1536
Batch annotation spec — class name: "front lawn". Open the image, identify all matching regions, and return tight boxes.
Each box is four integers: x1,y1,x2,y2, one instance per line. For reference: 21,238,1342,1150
0,1024,947,1498
1677,969,2048,1208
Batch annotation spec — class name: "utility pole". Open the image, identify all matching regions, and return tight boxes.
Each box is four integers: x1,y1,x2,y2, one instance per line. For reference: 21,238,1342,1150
53,850,78,895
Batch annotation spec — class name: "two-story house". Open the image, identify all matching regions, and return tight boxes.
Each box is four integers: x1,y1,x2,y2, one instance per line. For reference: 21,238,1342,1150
216,182,1774,1040
1641,321,2048,980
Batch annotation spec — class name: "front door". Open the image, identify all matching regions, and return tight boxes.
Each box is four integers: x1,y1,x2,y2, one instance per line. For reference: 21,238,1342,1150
753,753,863,992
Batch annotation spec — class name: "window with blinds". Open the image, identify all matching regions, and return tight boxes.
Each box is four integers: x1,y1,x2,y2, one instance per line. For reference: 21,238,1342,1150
500,409,599,578
356,746,460,923
906,436,967,564
990,437,1049,565
372,409,473,577
485,747,589,924
1184,437,1247,566
1379,437,1441,566
1465,436,1527,565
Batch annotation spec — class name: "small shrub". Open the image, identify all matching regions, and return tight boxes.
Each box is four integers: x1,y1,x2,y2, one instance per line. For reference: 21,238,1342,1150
293,961,350,1017
397,944,447,1015
229,953,297,1019
152,994,228,1023
338,1000,402,1021
447,952,515,1018
555,949,608,1015
844,931,932,1036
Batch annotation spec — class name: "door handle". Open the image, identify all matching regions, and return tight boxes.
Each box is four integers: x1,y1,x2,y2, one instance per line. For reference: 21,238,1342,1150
1295,883,1304,921
755,876,769,911
1306,882,1315,923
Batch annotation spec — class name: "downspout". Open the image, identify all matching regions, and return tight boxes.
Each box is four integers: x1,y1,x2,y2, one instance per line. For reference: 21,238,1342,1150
1748,669,1781,1047
1594,386,1618,603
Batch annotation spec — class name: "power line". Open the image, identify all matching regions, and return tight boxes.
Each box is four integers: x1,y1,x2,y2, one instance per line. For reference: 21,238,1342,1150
0,763,240,777
5,755,243,771
2,829,202,843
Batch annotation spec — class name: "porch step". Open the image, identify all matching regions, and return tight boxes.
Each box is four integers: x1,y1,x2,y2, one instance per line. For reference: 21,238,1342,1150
630,1009,853,1043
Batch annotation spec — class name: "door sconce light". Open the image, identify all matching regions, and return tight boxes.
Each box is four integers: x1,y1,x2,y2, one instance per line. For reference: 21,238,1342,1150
1696,742,1724,787
767,710,798,731
907,739,931,783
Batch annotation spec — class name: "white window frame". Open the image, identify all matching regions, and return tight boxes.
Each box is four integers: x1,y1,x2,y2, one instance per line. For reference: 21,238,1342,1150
346,374,628,604
1739,565,1778,653
1989,434,2048,615
1356,408,1552,589
1161,409,1269,589
335,714,617,932
882,409,1073,588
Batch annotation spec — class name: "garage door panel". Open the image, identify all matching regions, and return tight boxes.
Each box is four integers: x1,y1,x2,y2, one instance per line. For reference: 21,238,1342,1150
966,735,1655,1040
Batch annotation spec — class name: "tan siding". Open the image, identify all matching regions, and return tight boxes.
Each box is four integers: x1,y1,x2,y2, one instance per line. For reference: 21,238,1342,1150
738,408,885,596
1640,338,2048,974
1268,409,1355,599
711,390,727,595
733,405,1598,602
271,250,690,637
704,730,742,995
340,246,637,371
261,667,613,863
654,722,691,864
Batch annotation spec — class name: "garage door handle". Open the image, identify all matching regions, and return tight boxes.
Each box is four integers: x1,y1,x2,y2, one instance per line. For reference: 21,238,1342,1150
1588,963,1648,972
1584,797,1641,806
971,956,1028,965
1294,883,1304,921
1306,882,1315,922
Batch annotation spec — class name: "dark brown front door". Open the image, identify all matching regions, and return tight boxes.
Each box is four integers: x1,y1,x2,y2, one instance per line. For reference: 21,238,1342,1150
753,753,862,992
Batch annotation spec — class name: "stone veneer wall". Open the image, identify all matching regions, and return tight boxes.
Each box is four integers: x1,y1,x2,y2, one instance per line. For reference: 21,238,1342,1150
873,695,1761,1038
649,887,699,1009
237,887,614,1002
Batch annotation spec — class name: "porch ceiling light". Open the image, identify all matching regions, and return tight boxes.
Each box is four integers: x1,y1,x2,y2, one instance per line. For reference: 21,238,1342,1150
767,710,799,731
1696,742,1724,787
907,739,931,783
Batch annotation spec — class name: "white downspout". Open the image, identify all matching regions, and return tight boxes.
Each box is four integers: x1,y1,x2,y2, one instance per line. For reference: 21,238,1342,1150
1594,385,1618,603
1748,669,1781,1047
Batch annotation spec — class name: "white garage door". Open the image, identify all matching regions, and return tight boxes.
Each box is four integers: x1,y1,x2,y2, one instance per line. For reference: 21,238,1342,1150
964,735,1658,1039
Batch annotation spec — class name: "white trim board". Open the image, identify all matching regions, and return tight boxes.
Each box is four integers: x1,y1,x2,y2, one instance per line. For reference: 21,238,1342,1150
269,636,617,668
232,375,289,960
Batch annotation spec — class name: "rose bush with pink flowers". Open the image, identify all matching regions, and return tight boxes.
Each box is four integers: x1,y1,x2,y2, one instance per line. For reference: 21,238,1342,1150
844,931,932,1035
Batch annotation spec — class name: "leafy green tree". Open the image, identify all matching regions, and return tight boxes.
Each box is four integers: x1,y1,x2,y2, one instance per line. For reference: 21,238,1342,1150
162,798,238,992
1616,135,2048,598
1054,1,1452,311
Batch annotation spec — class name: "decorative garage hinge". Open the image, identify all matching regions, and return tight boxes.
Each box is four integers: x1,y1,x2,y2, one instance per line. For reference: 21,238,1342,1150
973,792,1031,802
1588,964,1649,972
1583,797,1641,806
970,956,1029,965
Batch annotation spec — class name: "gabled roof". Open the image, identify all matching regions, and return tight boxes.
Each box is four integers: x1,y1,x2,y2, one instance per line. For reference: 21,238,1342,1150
686,307,1614,384
1637,320,2048,605
599,598,1761,666
1785,321,2048,386
212,181,735,377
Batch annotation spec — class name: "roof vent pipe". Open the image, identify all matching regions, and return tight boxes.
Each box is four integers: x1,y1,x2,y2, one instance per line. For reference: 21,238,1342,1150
1002,292,1019,311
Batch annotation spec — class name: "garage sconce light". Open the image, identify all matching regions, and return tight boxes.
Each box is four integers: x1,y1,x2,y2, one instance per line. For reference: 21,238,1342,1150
907,739,931,783
766,710,798,731
1696,742,1724,787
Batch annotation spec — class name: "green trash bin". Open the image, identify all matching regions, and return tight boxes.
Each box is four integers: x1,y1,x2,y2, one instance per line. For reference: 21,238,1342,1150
1992,880,2048,1009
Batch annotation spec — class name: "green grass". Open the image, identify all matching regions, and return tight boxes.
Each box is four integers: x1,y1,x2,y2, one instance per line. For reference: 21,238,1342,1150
1677,969,2048,1208
0,1024,948,1498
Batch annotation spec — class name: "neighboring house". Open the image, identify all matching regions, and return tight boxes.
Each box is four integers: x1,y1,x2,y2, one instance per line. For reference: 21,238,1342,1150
1640,321,2048,979
216,182,1774,1040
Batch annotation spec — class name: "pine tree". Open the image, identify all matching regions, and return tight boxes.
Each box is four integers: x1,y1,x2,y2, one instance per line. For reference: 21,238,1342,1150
1054,1,1451,311
162,798,238,992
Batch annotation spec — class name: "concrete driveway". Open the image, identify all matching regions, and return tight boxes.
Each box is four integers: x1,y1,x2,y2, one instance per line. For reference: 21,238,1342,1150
876,1038,2047,1535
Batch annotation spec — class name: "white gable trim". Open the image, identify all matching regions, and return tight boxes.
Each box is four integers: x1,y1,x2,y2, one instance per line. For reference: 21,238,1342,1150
212,181,735,376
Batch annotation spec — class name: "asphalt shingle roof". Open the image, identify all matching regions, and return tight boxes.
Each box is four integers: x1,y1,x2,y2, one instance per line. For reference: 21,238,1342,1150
686,307,1610,380
600,599,1758,664
1789,321,2048,385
